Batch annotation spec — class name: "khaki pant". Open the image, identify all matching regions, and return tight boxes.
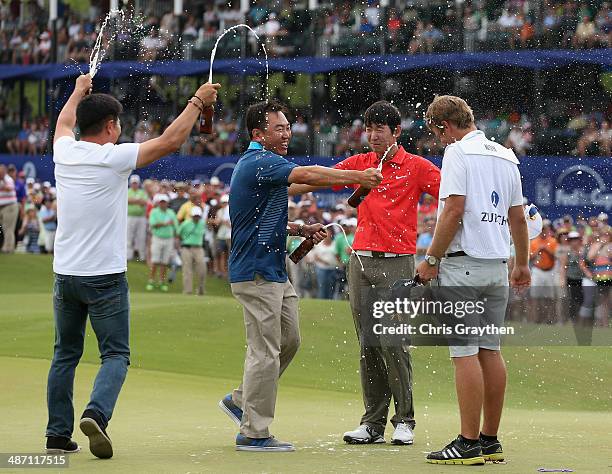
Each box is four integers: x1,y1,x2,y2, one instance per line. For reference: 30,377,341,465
348,253,416,434
180,246,206,295
230,276,300,438
0,202,19,253
127,216,147,261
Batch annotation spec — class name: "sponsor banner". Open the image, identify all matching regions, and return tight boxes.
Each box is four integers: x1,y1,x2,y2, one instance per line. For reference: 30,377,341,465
1,154,609,219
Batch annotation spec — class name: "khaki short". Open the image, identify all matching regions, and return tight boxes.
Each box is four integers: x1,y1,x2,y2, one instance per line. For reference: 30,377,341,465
151,235,174,265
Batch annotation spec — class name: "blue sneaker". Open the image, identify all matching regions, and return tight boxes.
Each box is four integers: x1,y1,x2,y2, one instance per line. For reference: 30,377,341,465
218,394,243,426
235,434,295,452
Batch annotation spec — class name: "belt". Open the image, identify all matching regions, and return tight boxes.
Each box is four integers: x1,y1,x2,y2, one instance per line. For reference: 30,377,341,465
355,250,409,258
445,251,467,258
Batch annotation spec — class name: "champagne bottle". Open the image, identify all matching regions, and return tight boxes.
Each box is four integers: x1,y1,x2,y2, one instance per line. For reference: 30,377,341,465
289,238,315,264
347,186,371,208
199,105,214,135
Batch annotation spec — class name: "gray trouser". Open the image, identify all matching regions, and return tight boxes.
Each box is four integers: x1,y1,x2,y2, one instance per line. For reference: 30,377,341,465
230,275,300,438
437,255,509,357
348,253,415,434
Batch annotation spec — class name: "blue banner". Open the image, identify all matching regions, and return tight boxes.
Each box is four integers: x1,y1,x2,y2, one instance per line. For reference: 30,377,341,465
1,49,610,80
1,153,609,220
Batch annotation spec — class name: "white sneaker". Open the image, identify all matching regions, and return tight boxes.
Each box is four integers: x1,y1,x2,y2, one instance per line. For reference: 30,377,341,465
342,424,385,444
391,423,414,445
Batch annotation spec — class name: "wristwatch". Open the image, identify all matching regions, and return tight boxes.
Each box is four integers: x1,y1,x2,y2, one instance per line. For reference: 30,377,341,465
424,255,439,266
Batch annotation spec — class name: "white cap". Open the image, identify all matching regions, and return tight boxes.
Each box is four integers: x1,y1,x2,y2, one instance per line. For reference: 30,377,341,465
33,183,41,190
524,204,543,239
154,193,169,204
26,177,35,184
43,181,51,187
209,199,218,206
220,194,229,203
210,176,221,186
129,175,141,183
598,212,608,221
191,206,203,217
347,217,358,227
568,231,580,239
322,211,331,221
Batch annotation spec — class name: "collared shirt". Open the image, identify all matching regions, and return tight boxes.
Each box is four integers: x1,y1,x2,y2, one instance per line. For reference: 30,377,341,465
178,218,205,246
438,129,523,259
0,174,17,206
333,146,440,254
530,235,557,271
127,188,147,217
228,141,298,283
149,207,178,239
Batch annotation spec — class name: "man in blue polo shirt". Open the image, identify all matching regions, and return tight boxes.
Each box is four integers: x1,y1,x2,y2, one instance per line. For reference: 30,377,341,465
219,100,383,452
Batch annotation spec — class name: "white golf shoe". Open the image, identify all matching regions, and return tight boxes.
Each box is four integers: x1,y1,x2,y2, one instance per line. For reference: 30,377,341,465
391,423,414,445
342,424,385,444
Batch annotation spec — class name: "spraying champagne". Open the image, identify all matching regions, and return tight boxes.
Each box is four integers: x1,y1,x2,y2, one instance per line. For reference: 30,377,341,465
348,142,397,208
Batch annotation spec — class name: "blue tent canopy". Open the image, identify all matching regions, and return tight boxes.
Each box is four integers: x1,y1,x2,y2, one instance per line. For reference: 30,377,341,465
1,49,610,81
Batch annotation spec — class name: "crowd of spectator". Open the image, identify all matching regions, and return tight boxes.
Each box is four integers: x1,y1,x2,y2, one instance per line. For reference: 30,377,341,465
1,0,610,65
507,211,611,335
0,164,57,255
314,108,611,159
1,100,610,158
1,165,609,331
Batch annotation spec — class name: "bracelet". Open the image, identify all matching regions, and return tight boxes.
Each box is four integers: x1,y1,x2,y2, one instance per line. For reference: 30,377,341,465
187,99,203,113
191,95,206,109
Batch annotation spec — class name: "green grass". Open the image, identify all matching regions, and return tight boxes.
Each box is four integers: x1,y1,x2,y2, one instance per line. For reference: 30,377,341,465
1,254,611,473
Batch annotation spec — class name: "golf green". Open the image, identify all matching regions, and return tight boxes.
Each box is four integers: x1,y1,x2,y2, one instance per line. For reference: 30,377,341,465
1,255,611,473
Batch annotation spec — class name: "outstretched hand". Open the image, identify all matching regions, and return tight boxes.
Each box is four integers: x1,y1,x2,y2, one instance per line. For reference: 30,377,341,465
360,168,384,189
303,223,327,244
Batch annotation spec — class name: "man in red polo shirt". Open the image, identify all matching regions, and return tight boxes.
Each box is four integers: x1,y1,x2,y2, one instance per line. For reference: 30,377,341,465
290,101,440,446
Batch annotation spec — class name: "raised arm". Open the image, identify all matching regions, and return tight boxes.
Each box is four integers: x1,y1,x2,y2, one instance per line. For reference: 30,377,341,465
136,82,221,168
54,74,92,144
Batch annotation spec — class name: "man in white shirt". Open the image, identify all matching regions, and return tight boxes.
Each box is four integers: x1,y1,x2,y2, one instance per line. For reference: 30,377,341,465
46,73,220,458
415,95,530,466
0,164,19,253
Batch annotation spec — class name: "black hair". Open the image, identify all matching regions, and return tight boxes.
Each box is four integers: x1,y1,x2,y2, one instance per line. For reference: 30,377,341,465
76,93,123,136
245,100,288,138
363,100,401,131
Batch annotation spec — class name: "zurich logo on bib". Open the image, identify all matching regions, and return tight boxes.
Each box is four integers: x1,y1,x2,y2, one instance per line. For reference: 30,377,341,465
491,191,500,208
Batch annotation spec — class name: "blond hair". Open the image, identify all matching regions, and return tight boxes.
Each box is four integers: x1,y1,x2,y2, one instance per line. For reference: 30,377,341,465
425,95,474,130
